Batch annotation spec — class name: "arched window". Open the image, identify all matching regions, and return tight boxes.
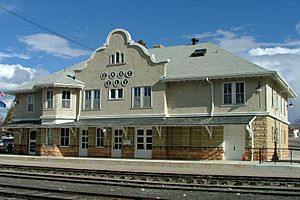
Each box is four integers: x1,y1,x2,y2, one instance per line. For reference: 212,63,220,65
116,52,120,63
121,53,124,63
111,54,115,64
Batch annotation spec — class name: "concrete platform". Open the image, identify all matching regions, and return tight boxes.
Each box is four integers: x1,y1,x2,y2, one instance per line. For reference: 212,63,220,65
0,155,299,178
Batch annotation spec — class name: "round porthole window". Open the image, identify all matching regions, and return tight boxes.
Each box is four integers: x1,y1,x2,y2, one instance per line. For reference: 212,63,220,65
100,72,108,80
126,69,133,78
118,70,125,78
109,71,116,79
113,79,120,87
104,80,111,87
121,79,129,86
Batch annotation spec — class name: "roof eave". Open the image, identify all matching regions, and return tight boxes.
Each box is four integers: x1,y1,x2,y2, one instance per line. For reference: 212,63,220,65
273,73,297,98
160,72,276,82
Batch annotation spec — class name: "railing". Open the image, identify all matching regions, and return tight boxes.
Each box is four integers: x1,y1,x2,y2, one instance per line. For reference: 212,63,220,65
254,147,300,165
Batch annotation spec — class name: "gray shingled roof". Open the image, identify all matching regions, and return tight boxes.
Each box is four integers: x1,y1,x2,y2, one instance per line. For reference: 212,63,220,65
149,43,275,81
9,61,86,93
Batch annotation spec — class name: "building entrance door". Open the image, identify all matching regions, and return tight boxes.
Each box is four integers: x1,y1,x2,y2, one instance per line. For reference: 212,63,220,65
134,128,152,159
224,125,245,160
28,130,36,155
79,129,88,157
112,129,122,158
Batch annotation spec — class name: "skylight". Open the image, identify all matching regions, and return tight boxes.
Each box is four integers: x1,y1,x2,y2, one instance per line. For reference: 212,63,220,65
190,49,207,57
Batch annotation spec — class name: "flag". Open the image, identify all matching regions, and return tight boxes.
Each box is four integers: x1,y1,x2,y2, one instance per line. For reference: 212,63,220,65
0,100,6,108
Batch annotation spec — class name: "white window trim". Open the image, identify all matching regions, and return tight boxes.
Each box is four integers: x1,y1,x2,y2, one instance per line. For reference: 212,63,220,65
131,86,153,108
83,90,101,110
60,128,70,147
95,128,105,147
45,90,54,110
27,95,34,112
222,82,245,105
46,128,53,146
62,90,72,109
109,88,124,100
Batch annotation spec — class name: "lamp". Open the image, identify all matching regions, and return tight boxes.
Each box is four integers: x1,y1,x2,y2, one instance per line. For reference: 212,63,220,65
256,82,262,92
288,102,294,108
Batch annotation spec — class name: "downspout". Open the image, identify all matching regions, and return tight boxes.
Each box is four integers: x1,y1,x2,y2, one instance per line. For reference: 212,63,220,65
206,78,214,117
76,89,82,122
246,116,256,161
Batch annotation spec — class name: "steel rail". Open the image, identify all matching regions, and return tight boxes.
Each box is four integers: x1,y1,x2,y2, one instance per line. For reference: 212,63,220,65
0,165,299,197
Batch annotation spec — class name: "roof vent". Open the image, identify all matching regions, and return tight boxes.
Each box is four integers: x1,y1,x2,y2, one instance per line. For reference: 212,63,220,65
191,38,199,45
190,49,207,57
153,44,164,48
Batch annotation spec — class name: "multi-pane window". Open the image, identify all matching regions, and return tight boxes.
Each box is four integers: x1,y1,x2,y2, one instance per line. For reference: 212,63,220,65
46,128,53,146
109,88,123,99
45,91,53,109
223,83,232,104
133,86,152,108
94,90,100,109
27,95,34,112
60,128,70,146
96,128,105,147
223,82,245,105
84,90,101,110
62,91,71,109
84,90,92,110
137,129,152,150
236,82,245,104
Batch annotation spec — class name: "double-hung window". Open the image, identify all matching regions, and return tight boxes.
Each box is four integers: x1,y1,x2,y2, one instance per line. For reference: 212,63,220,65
62,91,71,109
46,128,53,146
84,90,101,110
45,91,53,109
96,128,105,147
223,82,245,105
84,90,92,110
27,95,34,112
133,86,152,108
60,128,70,146
109,88,123,99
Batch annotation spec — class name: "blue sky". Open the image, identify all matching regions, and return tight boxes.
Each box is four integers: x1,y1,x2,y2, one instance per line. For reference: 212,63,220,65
0,0,300,122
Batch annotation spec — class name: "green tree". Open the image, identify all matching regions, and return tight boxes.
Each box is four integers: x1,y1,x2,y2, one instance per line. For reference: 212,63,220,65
3,105,14,125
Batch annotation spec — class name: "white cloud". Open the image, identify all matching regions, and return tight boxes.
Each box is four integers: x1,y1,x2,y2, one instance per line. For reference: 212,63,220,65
0,52,30,61
19,33,90,58
0,64,48,91
249,47,300,56
296,22,300,34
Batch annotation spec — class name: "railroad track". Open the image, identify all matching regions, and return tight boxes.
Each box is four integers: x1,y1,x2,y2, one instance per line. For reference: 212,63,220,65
0,163,299,199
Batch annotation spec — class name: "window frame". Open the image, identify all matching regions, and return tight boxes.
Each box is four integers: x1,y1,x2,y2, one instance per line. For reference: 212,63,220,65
46,128,53,146
45,90,54,109
96,128,105,147
62,90,71,109
27,95,34,112
83,89,101,110
60,128,70,147
132,86,152,108
109,88,124,100
222,82,245,105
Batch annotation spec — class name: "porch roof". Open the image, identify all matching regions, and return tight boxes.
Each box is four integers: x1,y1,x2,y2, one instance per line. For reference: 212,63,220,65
63,115,256,127
3,116,256,129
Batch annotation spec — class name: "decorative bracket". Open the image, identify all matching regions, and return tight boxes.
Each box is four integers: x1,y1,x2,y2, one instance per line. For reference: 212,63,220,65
70,127,76,138
122,127,128,139
155,126,162,139
205,126,213,139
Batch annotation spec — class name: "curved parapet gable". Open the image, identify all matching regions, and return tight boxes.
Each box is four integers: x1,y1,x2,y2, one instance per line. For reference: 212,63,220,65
84,28,169,69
